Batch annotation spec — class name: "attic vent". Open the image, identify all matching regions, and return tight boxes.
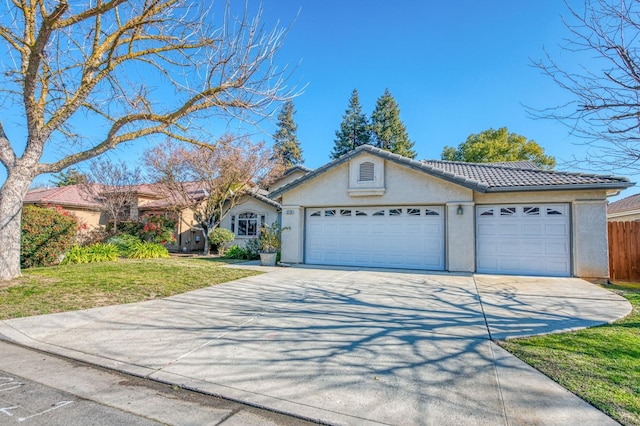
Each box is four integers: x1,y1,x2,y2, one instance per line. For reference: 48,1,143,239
358,162,375,182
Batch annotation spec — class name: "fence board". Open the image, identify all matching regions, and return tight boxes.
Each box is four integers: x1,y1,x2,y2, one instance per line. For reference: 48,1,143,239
608,221,640,282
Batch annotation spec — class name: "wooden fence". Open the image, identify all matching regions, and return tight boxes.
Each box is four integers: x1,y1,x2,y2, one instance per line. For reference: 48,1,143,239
608,221,640,282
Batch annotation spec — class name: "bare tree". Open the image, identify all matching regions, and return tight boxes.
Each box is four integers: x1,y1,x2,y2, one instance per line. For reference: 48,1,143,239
145,135,274,255
531,0,640,170
82,159,143,234
0,1,295,280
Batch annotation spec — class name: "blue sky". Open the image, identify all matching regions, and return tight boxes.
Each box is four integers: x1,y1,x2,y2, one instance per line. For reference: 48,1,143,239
6,1,638,198
252,0,637,199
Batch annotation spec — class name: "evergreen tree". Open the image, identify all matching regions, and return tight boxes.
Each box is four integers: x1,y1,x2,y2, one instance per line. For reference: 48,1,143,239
331,89,371,159
50,167,87,187
273,101,303,167
370,88,416,159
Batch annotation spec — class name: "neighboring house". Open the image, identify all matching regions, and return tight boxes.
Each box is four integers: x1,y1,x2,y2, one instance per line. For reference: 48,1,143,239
269,145,633,279
23,168,311,252
23,185,105,230
607,193,640,222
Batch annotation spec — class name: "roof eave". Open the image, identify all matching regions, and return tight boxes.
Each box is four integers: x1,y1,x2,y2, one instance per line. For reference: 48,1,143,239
485,182,635,193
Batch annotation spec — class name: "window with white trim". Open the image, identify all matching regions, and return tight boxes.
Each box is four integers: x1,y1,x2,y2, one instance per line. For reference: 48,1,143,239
235,212,266,237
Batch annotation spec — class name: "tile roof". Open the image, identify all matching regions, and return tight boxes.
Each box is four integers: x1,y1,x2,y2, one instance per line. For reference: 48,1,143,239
608,193,640,214
23,185,101,209
481,160,540,170
420,159,632,192
25,182,281,211
269,144,633,197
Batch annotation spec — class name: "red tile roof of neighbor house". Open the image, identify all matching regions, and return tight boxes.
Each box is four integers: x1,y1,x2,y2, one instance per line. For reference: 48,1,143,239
24,185,102,209
608,193,640,214
25,181,282,211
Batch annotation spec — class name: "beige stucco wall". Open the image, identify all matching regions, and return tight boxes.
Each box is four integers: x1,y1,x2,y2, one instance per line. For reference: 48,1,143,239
573,200,609,278
175,208,205,252
220,196,279,248
446,201,475,272
269,170,308,193
280,156,477,267
278,151,615,278
68,208,103,231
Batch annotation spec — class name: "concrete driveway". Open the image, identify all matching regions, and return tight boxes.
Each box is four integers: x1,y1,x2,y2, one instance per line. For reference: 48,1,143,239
0,267,631,425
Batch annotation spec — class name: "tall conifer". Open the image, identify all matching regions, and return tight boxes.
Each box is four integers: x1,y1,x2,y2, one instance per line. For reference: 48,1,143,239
273,101,303,167
370,88,416,158
330,89,371,159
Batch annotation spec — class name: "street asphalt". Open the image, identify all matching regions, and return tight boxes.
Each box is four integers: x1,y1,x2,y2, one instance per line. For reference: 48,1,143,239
0,266,631,425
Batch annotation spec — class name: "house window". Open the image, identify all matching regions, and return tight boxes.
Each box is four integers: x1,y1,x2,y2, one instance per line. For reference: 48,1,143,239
236,212,265,236
340,209,352,216
389,208,402,216
524,207,540,216
407,208,421,216
373,210,385,216
358,162,375,182
425,209,440,216
355,210,367,216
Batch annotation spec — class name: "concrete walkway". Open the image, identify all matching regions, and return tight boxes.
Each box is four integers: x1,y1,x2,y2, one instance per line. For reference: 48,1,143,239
0,267,631,425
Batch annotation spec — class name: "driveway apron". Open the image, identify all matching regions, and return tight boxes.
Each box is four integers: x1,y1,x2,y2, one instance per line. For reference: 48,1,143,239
0,267,628,425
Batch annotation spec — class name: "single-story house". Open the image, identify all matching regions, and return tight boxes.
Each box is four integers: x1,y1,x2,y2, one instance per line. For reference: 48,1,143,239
23,178,294,253
269,145,633,279
607,193,640,222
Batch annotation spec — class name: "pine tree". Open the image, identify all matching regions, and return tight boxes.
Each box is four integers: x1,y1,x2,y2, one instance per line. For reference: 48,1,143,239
50,167,87,187
370,88,416,159
330,89,371,159
273,101,303,167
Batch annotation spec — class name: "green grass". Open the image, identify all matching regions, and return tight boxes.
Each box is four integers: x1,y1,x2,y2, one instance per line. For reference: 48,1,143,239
0,257,260,320
499,282,640,426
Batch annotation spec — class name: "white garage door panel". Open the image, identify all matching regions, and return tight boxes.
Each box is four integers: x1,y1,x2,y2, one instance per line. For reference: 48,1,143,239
476,204,571,277
306,206,445,270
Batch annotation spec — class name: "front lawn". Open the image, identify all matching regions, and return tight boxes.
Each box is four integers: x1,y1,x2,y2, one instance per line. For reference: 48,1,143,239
499,282,640,426
0,257,260,320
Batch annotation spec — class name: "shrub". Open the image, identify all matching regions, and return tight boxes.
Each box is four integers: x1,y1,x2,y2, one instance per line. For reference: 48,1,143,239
259,222,287,253
243,238,261,259
62,245,90,265
61,243,119,264
125,241,170,259
208,228,235,255
87,243,119,262
21,205,79,268
224,239,260,260
107,234,142,256
224,245,245,259
139,213,176,244
107,221,142,236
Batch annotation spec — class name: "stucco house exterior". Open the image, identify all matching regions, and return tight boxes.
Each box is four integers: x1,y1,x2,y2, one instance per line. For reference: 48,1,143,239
270,145,632,279
607,193,640,222
23,182,286,253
